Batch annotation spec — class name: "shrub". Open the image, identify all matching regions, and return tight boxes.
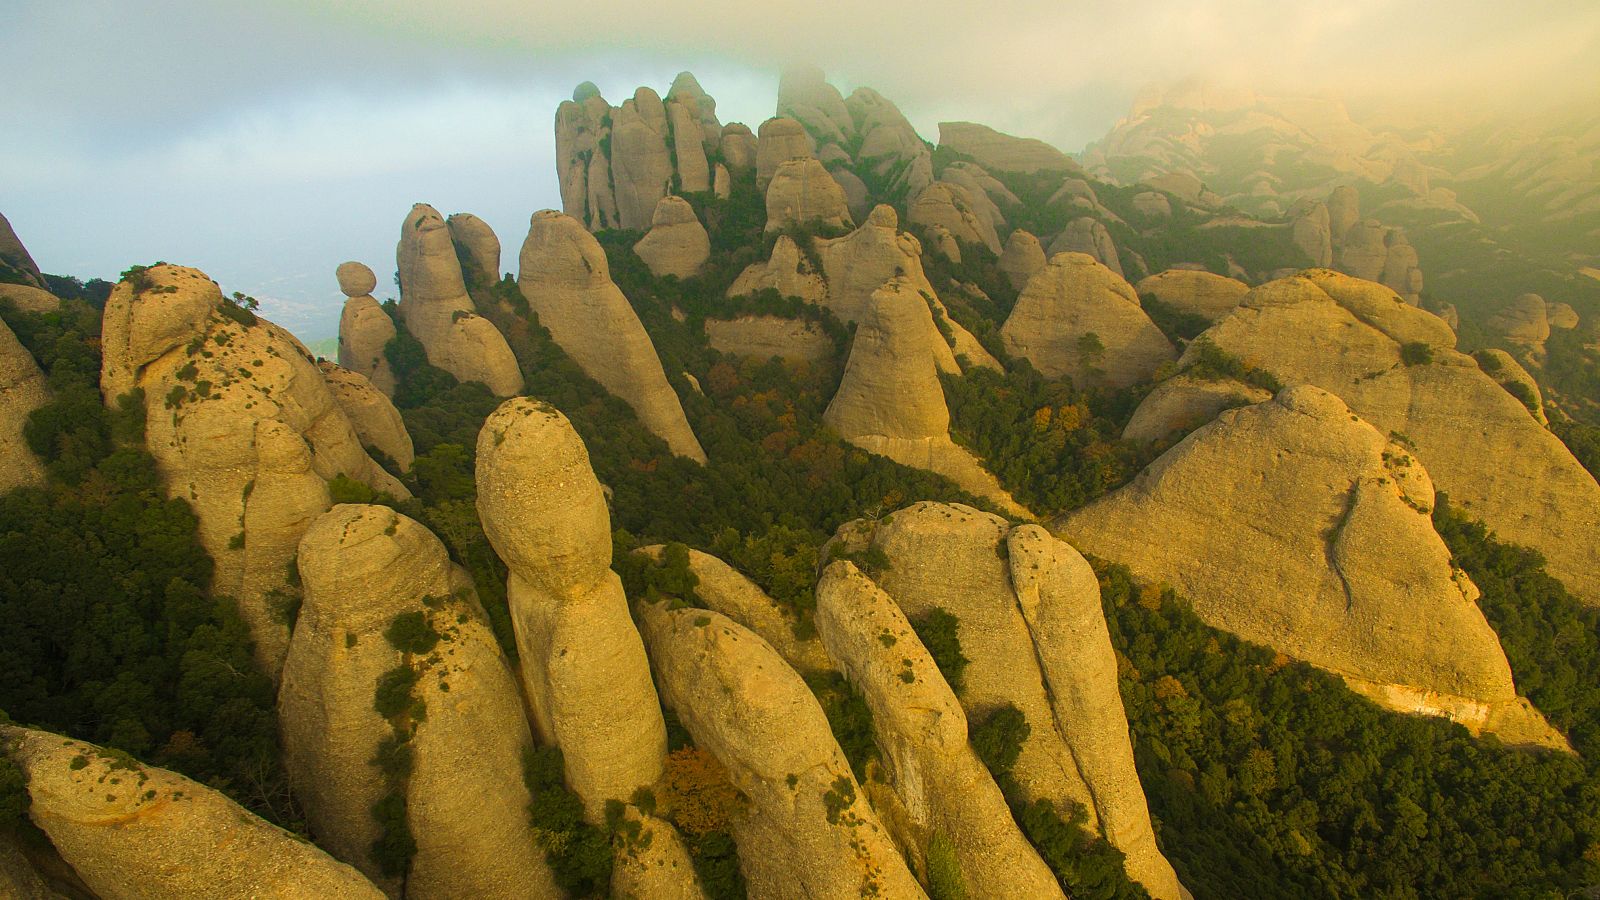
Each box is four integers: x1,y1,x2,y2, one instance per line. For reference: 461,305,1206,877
911,609,969,693
384,611,440,654
1399,342,1434,366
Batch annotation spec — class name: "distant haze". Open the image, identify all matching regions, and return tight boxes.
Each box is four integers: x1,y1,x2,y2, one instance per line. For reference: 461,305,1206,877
5,0,1598,339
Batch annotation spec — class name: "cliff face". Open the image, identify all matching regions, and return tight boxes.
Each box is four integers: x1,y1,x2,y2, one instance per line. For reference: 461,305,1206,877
1059,386,1565,749
0,315,49,493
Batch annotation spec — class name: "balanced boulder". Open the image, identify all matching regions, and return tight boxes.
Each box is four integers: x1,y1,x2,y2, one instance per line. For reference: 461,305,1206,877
518,210,706,461
336,261,397,397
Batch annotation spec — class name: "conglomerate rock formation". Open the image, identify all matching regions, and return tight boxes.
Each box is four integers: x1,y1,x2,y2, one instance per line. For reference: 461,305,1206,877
634,195,711,279
317,361,415,472
336,261,398,397
0,315,50,492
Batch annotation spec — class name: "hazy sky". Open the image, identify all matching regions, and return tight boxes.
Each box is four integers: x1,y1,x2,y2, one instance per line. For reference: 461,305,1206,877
6,0,1599,339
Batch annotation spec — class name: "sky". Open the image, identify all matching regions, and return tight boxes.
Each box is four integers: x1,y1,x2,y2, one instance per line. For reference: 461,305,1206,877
6,0,1600,341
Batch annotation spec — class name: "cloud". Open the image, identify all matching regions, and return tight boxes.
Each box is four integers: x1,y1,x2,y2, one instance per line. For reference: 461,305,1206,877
4,0,1597,338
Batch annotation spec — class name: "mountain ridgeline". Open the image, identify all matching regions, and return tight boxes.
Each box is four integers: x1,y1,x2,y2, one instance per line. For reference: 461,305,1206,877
4,66,1600,899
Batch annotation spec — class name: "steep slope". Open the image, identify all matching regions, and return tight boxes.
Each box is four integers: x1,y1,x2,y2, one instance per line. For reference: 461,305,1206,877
0,315,49,492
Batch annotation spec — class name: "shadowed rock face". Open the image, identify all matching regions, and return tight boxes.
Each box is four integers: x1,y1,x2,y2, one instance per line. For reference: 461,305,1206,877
395,204,522,397
1001,252,1176,389
634,196,710,279
517,210,706,462
1059,386,1565,749
764,158,853,234
475,399,669,817
0,316,49,493
100,264,408,678
2,725,385,899
815,561,1065,900
1188,270,1600,607
635,601,926,900
446,213,501,288
1135,269,1249,323
336,261,397,397
281,504,560,898
317,362,415,472
0,212,45,288
1489,292,1552,347
824,278,1027,517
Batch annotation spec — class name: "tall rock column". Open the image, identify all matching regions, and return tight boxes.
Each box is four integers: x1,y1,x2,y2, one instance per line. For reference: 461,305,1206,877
611,87,676,230
280,504,560,898
554,83,619,231
518,210,706,462
396,203,522,397
336,262,398,397
475,398,668,816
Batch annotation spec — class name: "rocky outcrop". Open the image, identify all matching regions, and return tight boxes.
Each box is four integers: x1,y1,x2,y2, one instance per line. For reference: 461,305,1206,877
446,213,501,288
1489,293,1552,347
999,229,1047,290
611,807,708,900
1338,219,1389,282
1001,253,1175,388
667,70,723,152
908,182,1001,254
815,561,1065,899
554,84,620,230
1122,374,1272,442
1188,271,1600,606
1327,185,1361,245
1379,231,1423,301
666,83,713,194
1047,217,1123,278
336,262,398,397
726,235,828,305
518,210,706,461
396,204,522,397
0,316,49,492
0,212,45,288
634,196,711,279
831,503,1185,898
1548,302,1580,330
777,66,852,146
1135,269,1250,323
1059,386,1563,749
1,725,383,899
100,264,408,677
720,123,758,172
831,168,872,222
1473,349,1546,424
846,88,934,199
611,88,677,231
317,362,415,471
1289,200,1334,267
281,504,558,897
0,283,61,316
937,122,1078,174
1131,191,1172,219
764,158,853,233
704,315,834,364
635,602,925,899
814,206,999,369
475,399,668,815
824,279,1027,516
756,118,814,192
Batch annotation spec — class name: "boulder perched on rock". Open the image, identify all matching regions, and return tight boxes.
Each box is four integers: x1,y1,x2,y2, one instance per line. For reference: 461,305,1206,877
336,262,398,396
1059,386,1564,749
1185,270,1600,604
0,212,45,288
636,602,924,899
1001,253,1175,388
824,279,1027,516
317,362,415,471
0,316,49,493
101,264,408,677
755,117,814,192
476,399,669,815
726,235,828,305
395,204,522,397
1121,374,1272,442
518,210,706,462
1048,217,1123,278
937,122,1078,174
764,158,853,233
281,504,559,897
815,561,1065,899
814,206,999,369
831,503,1186,899
704,314,834,365
634,195,711,279
1135,269,1250,323
999,229,1047,290
1,725,384,899
610,87,676,231
446,213,501,288
908,182,1001,254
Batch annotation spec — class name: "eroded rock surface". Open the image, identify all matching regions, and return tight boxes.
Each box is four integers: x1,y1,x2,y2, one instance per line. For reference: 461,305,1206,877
0,316,49,492
1135,269,1249,323
1001,253,1175,388
765,158,853,233
318,362,414,471
999,230,1047,290
635,196,711,279
336,262,398,397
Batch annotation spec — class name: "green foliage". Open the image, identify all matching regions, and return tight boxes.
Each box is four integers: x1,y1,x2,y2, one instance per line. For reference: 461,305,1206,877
369,792,417,878
970,704,1029,776
0,746,27,829
523,746,614,896
683,829,746,900
0,303,294,829
1141,296,1214,343
1399,341,1435,366
1182,339,1283,392
372,666,421,719
910,608,968,693
925,830,967,900
804,672,879,783
1551,418,1600,478
616,541,704,609
384,611,440,655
